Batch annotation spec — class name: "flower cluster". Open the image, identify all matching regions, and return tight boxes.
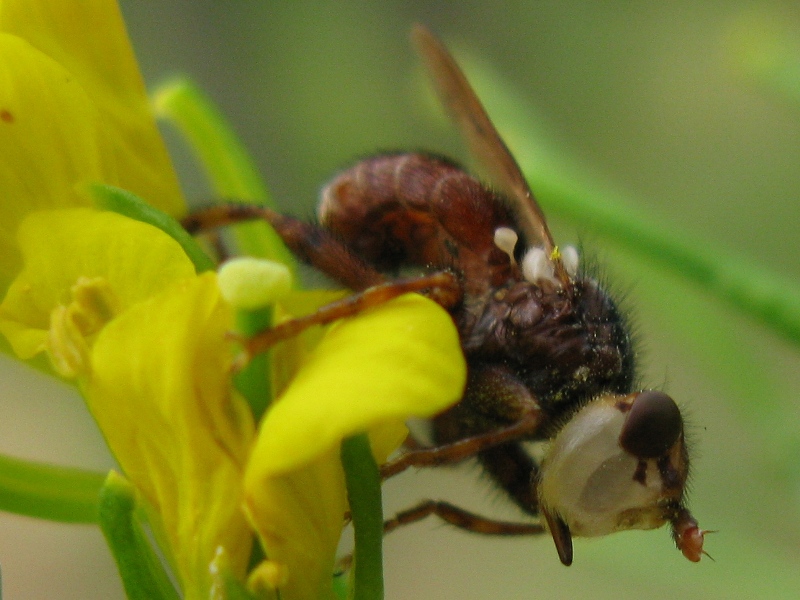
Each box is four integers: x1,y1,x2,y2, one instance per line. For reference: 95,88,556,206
0,2,465,599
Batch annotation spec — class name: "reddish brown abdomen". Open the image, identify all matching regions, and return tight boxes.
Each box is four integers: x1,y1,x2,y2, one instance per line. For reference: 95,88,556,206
318,153,517,293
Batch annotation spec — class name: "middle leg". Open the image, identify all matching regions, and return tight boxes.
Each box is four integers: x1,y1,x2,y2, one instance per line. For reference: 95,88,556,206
381,363,544,478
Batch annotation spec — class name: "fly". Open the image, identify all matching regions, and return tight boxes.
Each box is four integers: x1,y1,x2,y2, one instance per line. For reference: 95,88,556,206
182,24,709,566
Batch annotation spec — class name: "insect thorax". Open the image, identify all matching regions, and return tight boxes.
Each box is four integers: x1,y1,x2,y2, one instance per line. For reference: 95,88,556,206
457,275,635,422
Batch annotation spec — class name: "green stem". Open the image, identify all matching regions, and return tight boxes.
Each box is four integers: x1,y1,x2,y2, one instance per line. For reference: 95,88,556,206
232,306,274,421
152,78,295,271
153,79,269,203
0,453,105,523
340,434,384,600
98,471,180,600
154,79,299,422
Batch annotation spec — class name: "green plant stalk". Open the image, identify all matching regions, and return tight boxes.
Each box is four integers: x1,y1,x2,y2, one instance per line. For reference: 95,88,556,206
0,453,105,523
232,306,274,421
332,572,349,600
152,78,295,271
340,434,384,600
153,78,302,418
98,471,180,600
90,183,215,273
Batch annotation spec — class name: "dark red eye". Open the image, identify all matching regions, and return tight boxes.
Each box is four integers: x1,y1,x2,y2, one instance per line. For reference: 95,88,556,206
618,391,683,458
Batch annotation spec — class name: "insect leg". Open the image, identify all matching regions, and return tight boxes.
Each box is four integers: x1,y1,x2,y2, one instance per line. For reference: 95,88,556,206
381,364,542,478
239,271,461,361
384,500,544,536
183,204,385,291
185,205,464,365
336,501,544,577
380,411,540,478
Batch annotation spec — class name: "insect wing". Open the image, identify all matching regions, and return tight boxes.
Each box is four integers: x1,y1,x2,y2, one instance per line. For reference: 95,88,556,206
411,24,557,259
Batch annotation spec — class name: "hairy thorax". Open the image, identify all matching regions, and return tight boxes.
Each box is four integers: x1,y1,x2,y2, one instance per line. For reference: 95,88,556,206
457,276,634,416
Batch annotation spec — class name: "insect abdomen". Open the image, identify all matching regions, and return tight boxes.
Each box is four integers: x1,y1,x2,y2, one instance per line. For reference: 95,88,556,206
319,153,517,290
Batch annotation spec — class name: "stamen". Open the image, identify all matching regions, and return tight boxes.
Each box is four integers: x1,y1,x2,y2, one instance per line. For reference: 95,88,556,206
46,276,120,378
246,559,289,592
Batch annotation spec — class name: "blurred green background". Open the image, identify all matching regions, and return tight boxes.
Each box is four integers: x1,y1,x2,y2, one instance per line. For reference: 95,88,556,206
1,1,800,598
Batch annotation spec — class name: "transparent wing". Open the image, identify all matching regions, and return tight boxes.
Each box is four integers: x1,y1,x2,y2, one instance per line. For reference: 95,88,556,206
412,24,558,258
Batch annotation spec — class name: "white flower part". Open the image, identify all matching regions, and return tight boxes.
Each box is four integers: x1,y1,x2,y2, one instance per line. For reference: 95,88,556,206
561,245,579,277
217,257,292,310
538,394,667,538
494,227,519,262
521,247,554,284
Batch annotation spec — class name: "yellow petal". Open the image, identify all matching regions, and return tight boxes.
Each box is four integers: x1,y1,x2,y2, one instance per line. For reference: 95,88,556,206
270,288,348,397
244,293,466,600
255,294,465,475
246,450,346,600
0,34,109,281
85,273,254,597
0,0,184,216
0,208,195,362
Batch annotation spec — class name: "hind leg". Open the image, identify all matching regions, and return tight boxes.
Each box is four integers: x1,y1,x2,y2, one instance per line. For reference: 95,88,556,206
183,203,384,291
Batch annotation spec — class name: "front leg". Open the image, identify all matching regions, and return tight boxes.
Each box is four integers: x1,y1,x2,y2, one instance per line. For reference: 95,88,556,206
236,271,461,365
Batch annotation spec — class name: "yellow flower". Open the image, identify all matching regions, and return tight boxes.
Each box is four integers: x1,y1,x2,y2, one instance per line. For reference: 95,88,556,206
0,1,468,599
0,209,196,372
0,206,254,597
0,0,184,285
0,0,252,595
246,292,465,600
85,269,256,594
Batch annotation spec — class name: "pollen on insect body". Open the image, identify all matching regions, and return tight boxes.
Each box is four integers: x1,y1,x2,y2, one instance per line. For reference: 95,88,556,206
521,245,580,285
493,227,518,263
521,247,553,284
561,246,579,277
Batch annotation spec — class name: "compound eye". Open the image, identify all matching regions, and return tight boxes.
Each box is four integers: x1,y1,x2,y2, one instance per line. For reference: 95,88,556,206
618,391,683,459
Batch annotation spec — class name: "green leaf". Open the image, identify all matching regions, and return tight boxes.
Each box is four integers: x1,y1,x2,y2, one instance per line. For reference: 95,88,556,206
89,183,215,273
0,453,104,523
340,434,384,600
98,471,180,600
